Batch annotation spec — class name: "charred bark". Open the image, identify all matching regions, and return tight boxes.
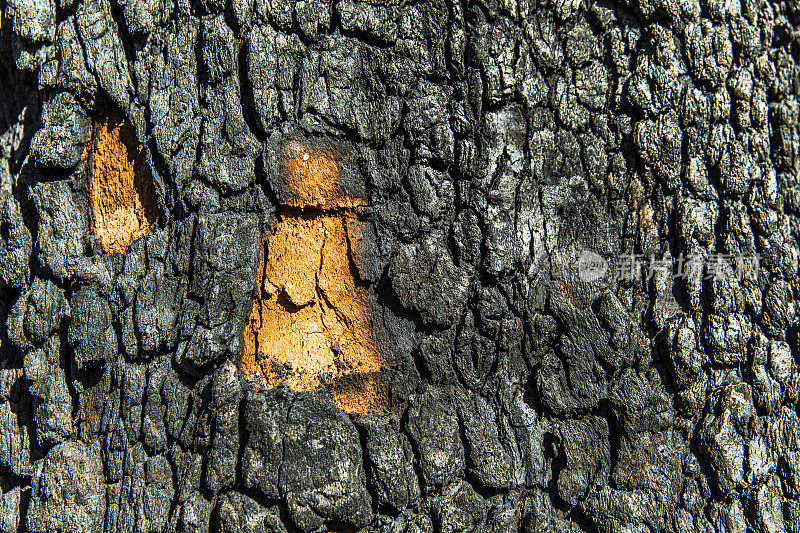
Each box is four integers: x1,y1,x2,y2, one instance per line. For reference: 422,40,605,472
1,0,800,531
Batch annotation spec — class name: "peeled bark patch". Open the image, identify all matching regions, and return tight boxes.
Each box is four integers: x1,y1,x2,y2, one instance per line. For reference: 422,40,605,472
241,142,385,415
280,141,352,207
87,114,158,254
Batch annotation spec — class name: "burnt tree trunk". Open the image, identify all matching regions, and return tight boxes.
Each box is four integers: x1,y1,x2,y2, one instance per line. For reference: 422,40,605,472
1,0,799,531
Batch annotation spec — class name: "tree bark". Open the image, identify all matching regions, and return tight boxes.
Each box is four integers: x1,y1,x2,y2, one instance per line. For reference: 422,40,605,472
1,0,799,531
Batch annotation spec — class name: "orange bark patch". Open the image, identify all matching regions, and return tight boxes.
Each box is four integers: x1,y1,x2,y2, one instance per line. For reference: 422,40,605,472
278,141,365,209
240,141,385,414
330,373,388,416
88,114,158,254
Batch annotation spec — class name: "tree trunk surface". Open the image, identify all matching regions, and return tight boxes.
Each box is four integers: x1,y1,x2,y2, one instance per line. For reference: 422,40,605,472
1,0,799,531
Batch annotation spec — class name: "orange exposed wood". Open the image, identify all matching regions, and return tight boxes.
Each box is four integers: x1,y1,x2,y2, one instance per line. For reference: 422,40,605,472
88,113,158,254
240,141,386,415
278,141,366,209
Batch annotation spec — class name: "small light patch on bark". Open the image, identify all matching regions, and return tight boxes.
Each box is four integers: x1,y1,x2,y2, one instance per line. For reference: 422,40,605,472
240,142,386,415
87,113,158,254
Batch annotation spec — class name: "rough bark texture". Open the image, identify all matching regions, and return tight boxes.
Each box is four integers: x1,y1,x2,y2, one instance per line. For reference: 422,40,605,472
1,0,799,531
